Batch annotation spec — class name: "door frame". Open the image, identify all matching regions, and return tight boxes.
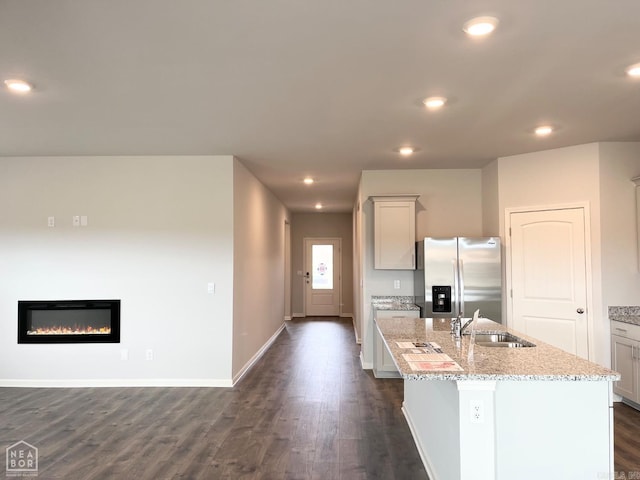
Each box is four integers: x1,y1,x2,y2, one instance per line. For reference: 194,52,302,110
284,220,291,321
303,237,342,317
504,202,595,360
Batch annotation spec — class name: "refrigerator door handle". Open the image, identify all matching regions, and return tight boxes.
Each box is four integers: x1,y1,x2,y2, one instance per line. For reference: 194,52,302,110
453,259,459,316
459,259,465,317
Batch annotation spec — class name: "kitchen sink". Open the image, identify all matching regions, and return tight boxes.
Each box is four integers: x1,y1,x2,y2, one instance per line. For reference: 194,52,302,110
466,331,536,348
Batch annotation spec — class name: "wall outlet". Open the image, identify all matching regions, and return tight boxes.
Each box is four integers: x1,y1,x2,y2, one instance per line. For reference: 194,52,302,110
145,349,154,361
80,215,88,226
47,216,55,227
72,215,80,227
470,400,484,424
207,282,215,294
394,280,401,289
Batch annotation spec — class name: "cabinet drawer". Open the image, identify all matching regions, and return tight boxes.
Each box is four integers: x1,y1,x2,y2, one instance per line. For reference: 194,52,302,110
376,309,420,319
612,320,640,342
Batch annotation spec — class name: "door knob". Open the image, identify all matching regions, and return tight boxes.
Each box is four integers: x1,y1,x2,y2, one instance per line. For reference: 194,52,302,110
577,308,584,314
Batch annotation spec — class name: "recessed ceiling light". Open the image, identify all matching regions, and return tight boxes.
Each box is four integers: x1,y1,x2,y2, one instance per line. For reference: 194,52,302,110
423,96,447,110
398,147,415,156
303,177,314,185
4,79,33,93
315,203,323,210
626,63,640,77
534,125,554,137
463,16,499,37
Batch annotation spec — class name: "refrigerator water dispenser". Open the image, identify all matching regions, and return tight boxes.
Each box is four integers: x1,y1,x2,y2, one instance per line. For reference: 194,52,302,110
432,285,452,313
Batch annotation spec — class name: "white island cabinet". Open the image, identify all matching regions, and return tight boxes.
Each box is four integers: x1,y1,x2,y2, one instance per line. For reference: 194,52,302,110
373,309,420,378
611,319,640,402
376,316,619,480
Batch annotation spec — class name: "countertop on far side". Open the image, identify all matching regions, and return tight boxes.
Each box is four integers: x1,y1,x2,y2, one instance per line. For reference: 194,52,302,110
609,305,640,326
371,295,420,311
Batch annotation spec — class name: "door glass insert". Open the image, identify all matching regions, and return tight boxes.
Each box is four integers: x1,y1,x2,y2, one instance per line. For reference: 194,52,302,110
312,244,333,290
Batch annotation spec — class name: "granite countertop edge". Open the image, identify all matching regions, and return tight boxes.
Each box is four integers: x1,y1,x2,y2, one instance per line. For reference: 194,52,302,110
609,306,640,326
404,373,619,381
610,315,640,326
376,317,620,382
371,295,420,311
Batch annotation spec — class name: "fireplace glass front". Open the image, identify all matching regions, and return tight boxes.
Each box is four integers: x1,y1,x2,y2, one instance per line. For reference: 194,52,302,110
18,300,121,344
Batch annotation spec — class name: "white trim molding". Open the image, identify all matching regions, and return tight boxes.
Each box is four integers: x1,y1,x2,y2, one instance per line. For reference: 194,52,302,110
232,323,286,386
0,378,234,388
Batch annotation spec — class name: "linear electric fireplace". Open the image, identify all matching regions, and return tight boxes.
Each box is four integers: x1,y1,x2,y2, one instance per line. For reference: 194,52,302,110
18,300,121,344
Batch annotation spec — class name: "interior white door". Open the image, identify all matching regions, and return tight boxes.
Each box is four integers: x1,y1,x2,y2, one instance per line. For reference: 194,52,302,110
304,238,341,316
510,208,589,358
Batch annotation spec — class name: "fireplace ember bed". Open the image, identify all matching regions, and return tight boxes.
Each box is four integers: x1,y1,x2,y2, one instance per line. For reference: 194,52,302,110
18,300,120,344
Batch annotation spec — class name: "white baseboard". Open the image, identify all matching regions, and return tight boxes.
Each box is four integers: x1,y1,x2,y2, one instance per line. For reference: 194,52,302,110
373,370,402,379
350,318,361,344
0,378,234,388
0,323,288,389
360,351,373,370
232,323,286,386
402,403,438,480
340,313,353,318
292,312,305,318
284,316,292,321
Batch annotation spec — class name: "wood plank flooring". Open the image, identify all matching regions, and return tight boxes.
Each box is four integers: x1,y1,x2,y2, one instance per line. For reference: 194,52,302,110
0,318,428,480
614,401,640,477
3,317,640,479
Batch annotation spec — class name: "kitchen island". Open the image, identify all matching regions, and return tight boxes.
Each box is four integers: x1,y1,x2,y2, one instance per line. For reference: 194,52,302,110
376,316,620,480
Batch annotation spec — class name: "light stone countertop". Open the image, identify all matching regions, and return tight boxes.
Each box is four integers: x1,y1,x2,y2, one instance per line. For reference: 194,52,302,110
609,306,640,326
376,317,620,381
371,295,420,311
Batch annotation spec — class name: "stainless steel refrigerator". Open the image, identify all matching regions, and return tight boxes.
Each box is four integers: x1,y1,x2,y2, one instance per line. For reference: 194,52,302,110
414,237,502,322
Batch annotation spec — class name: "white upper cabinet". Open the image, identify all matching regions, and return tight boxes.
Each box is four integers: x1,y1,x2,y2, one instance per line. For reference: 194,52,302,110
370,195,419,270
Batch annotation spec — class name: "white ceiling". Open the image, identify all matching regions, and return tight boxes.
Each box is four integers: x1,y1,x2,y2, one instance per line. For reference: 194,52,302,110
2,1,640,212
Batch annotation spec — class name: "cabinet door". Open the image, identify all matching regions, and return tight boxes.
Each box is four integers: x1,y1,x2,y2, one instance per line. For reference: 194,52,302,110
611,334,637,400
374,328,400,378
374,310,419,378
374,201,416,270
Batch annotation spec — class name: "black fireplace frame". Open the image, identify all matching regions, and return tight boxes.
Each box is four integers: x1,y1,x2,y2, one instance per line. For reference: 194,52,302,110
18,300,121,344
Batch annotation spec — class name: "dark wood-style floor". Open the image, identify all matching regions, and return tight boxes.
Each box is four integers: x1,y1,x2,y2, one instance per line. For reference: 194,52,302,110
0,318,428,479
615,402,640,476
2,318,640,479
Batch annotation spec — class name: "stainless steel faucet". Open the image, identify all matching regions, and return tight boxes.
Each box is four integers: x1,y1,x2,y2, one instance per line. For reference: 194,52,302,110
451,314,462,337
451,314,474,337
460,318,475,335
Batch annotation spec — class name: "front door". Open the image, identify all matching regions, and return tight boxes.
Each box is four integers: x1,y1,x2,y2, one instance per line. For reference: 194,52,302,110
509,207,589,358
304,238,341,316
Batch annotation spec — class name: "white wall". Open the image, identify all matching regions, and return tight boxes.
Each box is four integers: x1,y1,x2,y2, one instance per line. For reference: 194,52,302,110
232,159,290,382
0,156,235,386
598,142,640,339
482,159,500,236
358,169,483,367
